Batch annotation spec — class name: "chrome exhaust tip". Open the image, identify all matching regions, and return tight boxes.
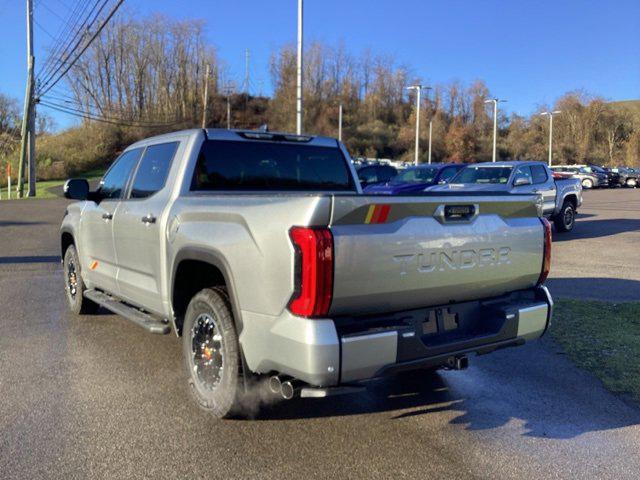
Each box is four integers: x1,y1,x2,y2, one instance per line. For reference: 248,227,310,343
268,375,282,395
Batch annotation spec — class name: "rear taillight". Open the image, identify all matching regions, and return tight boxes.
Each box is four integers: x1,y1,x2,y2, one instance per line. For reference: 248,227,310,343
538,218,552,285
288,227,334,317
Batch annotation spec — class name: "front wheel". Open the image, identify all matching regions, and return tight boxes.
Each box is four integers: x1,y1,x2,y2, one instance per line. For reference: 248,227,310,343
183,287,241,419
63,244,99,315
554,201,576,233
626,178,637,188
581,178,593,189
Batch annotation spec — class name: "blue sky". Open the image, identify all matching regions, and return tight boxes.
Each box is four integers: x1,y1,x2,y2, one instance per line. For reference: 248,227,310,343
1,0,638,129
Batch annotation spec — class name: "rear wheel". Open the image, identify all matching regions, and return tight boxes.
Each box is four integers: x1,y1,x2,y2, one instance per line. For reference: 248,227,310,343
626,178,637,188
63,244,99,315
581,178,593,189
554,201,575,233
183,287,241,419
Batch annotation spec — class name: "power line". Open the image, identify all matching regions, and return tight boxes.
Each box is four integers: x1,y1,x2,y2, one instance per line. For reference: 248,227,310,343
37,0,107,91
38,0,125,97
36,0,94,83
39,100,182,128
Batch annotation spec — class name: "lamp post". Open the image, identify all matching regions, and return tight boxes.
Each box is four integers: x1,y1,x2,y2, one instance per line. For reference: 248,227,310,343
406,85,431,165
295,0,303,134
540,110,561,166
338,103,343,142
428,119,433,164
484,98,507,162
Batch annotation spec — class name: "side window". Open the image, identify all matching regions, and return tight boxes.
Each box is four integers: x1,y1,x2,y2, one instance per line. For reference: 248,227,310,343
378,166,396,183
513,166,533,185
438,166,459,182
129,142,179,199
99,148,143,200
358,167,377,184
531,165,548,184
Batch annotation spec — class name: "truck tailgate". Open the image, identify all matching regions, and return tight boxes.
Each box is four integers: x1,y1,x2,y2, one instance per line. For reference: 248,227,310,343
329,194,544,316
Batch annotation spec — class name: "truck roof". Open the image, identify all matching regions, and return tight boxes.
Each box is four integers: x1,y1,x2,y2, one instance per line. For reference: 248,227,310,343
126,128,340,150
471,160,548,168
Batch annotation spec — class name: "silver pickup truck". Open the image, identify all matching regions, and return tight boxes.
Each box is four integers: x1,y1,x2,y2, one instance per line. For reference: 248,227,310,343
61,129,553,418
429,161,582,232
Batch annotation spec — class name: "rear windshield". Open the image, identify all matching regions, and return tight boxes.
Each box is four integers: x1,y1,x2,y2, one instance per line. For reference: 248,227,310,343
390,167,439,184
192,140,355,191
452,166,513,184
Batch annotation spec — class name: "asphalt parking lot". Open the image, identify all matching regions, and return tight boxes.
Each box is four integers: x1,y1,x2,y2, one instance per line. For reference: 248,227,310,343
1,188,639,480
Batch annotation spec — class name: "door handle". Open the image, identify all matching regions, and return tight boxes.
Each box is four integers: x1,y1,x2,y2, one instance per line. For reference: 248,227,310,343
532,189,539,193
141,214,157,224
102,212,113,220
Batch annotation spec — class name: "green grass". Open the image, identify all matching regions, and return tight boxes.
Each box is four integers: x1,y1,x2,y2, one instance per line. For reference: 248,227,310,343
0,169,104,200
551,299,640,403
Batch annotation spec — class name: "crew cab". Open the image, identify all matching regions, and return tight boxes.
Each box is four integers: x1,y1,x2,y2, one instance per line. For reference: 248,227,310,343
61,129,553,418
429,161,582,232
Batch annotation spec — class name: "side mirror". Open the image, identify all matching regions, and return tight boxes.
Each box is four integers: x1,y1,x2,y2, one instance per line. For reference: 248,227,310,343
513,177,532,187
63,178,89,200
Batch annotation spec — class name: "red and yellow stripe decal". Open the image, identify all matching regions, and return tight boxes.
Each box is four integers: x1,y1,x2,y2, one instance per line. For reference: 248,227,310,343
364,204,391,224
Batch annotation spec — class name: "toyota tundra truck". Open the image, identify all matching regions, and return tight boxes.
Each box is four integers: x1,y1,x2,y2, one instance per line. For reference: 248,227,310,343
61,129,553,418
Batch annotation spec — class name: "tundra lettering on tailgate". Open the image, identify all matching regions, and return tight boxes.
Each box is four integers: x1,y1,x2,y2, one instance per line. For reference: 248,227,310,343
393,246,511,275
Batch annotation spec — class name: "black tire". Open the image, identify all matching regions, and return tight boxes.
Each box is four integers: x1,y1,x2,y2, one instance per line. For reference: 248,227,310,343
554,200,576,233
63,244,99,315
182,287,241,419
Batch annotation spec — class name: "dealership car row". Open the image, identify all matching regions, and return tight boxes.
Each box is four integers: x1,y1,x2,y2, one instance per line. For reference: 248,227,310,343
354,159,637,233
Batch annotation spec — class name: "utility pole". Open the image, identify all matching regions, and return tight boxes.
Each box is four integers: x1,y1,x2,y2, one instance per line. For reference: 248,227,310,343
18,0,35,198
244,49,250,94
428,119,433,164
406,85,431,166
202,64,210,129
338,103,343,142
296,0,303,135
484,97,507,162
540,110,561,166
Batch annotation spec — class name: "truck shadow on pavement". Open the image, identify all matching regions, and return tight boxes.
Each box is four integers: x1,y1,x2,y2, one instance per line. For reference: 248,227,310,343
555,218,640,241
0,255,61,264
258,343,640,439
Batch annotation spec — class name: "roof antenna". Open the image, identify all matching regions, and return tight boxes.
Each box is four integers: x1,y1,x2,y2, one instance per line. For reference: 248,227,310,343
258,124,269,132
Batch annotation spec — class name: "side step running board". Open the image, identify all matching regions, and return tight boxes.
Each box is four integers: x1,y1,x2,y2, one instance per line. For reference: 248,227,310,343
84,289,170,335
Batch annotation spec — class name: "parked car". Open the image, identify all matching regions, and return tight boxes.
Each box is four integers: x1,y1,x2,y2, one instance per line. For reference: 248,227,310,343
61,129,553,418
587,164,620,187
363,163,465,194
356,163,398,188
550,165,605,189
431,161,582,232
609,167,638,188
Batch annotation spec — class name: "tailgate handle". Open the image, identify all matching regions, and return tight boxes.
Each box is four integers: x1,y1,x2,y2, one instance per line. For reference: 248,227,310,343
434,204,479,223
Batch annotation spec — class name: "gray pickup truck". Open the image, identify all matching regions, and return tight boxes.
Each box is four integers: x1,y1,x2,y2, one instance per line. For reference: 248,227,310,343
61,129,553,418
429,161,582,232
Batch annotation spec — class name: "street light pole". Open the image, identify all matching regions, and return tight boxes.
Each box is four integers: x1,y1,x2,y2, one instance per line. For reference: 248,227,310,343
428,119,433,164
484,98,506,162
338,103,343,142
540,110,561,166
406,85,431,166
296,0,303,135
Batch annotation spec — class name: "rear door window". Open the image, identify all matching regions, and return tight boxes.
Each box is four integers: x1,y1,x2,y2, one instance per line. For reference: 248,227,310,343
99,148,144,200
438,166,461,183
129,142,179,199
193,140,355,191
531,165,548,184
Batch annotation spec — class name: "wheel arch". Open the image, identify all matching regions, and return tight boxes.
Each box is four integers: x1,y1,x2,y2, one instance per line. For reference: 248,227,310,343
61,229,75,258
171,248,243,337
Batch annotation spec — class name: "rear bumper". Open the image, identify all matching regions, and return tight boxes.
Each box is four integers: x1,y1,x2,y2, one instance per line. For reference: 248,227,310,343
243,286,553,387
